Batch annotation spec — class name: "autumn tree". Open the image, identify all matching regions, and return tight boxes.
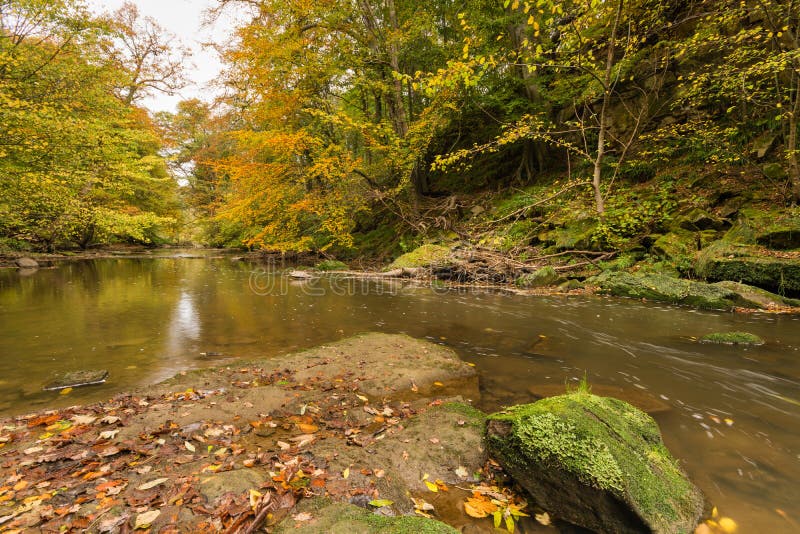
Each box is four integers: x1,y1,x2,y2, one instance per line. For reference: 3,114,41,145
0,0,180,250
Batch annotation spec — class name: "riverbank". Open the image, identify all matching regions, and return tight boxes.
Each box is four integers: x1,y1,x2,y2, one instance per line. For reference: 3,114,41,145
0,334,516,532
0,333,715,533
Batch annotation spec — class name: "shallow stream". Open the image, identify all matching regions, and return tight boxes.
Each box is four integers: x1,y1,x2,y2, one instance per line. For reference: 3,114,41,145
1,253,798,531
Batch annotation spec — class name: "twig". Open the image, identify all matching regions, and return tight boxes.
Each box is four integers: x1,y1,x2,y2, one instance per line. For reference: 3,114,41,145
483,180,591,226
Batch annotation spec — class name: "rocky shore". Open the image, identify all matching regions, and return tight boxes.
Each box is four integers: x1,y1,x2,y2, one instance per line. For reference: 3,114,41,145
0,334,723,533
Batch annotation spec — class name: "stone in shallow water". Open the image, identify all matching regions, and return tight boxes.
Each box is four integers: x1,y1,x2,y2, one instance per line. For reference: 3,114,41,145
43,370,108,391
528,384,671,414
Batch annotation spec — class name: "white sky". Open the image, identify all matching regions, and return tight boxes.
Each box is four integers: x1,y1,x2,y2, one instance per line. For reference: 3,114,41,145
86,0,241,114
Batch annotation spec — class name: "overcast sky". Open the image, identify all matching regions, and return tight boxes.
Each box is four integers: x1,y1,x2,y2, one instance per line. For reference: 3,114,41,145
86,0,241,113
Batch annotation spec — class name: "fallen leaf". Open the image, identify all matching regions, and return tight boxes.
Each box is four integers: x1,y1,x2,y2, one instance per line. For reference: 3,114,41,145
374,469,385,478
137,478,168,491
433,381,444,387
290,434,316,447
277,441,291,450
98,430,119,440
60,387,73,395
535,512,551,525
356,394,369,403
455,466,469,479
72,415,97,425
292,512,312,522
184,441,196,453
369,499,394,507
424,480,438,492
100,416,120,425
342,467,350,479
429,437,440,444
296,423,318,433
134,509,160,529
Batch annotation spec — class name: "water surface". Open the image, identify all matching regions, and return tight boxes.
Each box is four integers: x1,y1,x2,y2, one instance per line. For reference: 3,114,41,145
1,255,798,531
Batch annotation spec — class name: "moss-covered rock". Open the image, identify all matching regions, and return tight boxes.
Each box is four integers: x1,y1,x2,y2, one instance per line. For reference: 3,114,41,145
537,219,597,251
722,208,800,250
712,281,800,309
516,266,564,288
699,331,765,346
696,242,800,294
387,244,452,270
273,498,459,534
588,271,746,309
651,230,697,267
315,259,349,271
486,393,704,534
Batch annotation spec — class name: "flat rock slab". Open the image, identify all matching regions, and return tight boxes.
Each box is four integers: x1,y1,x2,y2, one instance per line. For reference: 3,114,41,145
43,370,108,390
528,384,671,414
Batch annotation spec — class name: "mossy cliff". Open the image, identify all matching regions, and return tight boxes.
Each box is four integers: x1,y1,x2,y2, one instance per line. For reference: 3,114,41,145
486,392,705,533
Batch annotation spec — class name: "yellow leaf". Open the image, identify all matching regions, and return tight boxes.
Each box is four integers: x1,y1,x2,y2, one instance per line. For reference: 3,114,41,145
464,501,487,518
342,467,350,479
60,388,73,395
424,480,439,492
718,517,737,533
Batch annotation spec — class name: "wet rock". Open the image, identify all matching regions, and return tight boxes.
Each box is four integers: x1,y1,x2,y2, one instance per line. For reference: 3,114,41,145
699,331,765,346
527,384,670,414
712,281,800,309
273,498,458,533
516,266,564,288
43,370,108,391
486,392,704,534
14,257,39,269
651,230,696,265
289,270,315,279
588,271,745,310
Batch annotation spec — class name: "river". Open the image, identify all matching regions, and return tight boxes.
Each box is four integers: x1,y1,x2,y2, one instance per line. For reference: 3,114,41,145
1,252,798,532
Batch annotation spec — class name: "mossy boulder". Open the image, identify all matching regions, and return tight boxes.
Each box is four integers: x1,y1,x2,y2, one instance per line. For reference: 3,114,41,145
516,266,564,288
387,244,452,270
537,219,597,251
722,208,800,250
486,393,704,534
699,331,765,346
273,498,459,534
315,259,349,271
651,231,696,266
696,242,800,294
712,281,800,309
589,271,746,310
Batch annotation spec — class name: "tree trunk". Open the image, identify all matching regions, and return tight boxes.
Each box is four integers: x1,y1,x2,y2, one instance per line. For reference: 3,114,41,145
789,85,800,203
593,0,625,215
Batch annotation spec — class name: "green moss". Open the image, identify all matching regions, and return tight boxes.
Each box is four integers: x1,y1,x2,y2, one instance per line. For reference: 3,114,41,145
387,244,452,270
486,393,701,532
589,270,743,309
700,331,765,346
516,266,563,288
438,402,486,427
273,499,458,534
315,259,349,271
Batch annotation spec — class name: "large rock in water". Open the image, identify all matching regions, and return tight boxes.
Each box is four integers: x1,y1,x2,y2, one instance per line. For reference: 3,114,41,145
486,392,704,534
14,257,39,268
696,242,800,294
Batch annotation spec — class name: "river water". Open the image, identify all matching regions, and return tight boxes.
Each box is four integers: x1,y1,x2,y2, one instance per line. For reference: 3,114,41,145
1,253,798,532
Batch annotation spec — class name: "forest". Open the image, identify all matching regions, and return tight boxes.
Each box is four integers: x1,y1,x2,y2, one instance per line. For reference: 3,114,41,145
2,0,799,281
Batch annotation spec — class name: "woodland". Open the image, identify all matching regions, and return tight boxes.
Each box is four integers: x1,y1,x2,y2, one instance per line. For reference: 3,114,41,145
1,0,799,272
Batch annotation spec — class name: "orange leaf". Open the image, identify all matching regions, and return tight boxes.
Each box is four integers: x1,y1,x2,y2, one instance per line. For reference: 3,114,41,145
296,423,318,433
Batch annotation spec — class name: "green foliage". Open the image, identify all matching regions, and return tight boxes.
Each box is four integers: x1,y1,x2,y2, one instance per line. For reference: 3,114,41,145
592,189,676,249
0,0,180,250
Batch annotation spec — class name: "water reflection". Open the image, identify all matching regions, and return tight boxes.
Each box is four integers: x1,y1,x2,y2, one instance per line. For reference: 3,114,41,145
0,257,798,531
